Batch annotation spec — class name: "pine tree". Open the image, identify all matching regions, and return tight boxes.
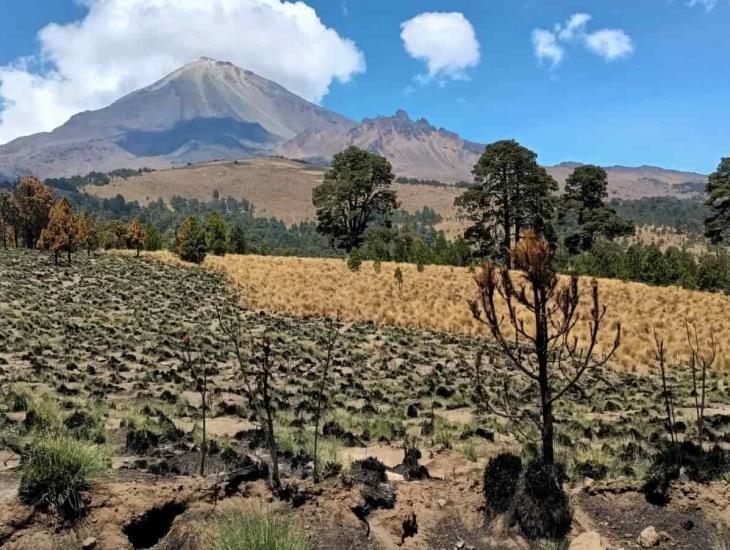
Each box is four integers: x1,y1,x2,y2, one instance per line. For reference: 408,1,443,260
38,198,78,265
313,146,399,251
127,218,146,257
561,165,634,253
705,157,730,244
76,212,98,256
143,223,162,251
455,140,556,266
0,192,19,248
228,222,247,254
174,217,207,263
204,212,228,255
12,177,54,249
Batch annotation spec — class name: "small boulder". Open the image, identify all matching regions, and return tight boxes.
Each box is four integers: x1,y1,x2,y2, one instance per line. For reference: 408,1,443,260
639,526,660,548
569,531,607,550
82,537,97,550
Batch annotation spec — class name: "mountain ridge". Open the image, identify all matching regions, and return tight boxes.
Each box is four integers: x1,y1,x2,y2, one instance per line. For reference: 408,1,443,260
0,58,707,199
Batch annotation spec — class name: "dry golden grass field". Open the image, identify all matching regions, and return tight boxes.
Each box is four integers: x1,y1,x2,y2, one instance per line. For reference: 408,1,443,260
146,251,730,372
86,157,465,235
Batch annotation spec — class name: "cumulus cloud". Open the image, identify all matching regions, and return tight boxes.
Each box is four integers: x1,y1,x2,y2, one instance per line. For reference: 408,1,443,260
532,12,633,69
532,29,564,68
585,29,634,60
0,0,365,144
400,12,480,82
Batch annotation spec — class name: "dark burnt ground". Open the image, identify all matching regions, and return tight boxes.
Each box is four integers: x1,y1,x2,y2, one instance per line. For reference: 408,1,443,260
424,514,499,550
577,490,725,549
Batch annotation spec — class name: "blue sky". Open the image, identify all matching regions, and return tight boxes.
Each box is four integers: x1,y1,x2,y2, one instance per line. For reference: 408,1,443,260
0,0,728,173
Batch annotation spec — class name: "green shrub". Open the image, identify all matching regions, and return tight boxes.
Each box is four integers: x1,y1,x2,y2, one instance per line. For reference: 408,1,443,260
210,508,312,550
19,434,108,518
173,216,207,263
347,249,363,272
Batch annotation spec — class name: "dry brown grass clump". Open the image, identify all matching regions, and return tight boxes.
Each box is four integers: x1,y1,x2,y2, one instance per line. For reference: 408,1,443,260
145,251,730,372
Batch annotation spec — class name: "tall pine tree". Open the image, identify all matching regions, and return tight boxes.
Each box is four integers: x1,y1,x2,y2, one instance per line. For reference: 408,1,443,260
705,157,730,244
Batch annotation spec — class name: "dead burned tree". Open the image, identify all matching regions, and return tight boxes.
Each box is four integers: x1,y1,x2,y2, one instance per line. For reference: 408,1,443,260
311,317,343,483
215,290,282,489
685,321,717,449
182,332,208,476
653,330,678,449
469,230,620,465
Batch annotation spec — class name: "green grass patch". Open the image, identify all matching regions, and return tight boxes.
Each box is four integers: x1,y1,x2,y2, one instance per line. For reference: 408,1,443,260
210,507,312,550
19,433,108,518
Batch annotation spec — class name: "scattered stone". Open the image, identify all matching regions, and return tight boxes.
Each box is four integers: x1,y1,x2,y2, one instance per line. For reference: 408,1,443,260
569,531,607,550
81,537,97,549
638,526,660,548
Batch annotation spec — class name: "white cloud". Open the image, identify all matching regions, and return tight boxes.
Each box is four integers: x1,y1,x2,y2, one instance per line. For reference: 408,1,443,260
687,0,718,10
0,0,365,144
585,29,634,60
532,13,633,68
557,13,591,41
532,30,564,68
400,12,480,82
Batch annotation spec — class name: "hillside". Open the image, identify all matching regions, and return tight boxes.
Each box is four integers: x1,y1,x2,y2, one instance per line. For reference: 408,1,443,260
150,251,730,373
83,157,466,231
1,249,728,548
84,157,707,238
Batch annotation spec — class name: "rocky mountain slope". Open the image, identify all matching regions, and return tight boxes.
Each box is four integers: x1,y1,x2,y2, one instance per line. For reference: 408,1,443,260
0,58,353,179
0,58,707,198
279,109,484,183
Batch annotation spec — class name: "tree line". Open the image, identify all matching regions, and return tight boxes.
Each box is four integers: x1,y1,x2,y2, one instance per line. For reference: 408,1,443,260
311,144,730,292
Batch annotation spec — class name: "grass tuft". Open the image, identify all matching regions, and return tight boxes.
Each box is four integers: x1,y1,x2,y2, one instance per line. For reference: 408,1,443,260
210,507,312,550
19,433,108,518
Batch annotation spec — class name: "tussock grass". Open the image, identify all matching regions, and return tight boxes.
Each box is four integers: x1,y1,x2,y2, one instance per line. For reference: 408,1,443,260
209,506,312,550
19,433,108,518
146,251,730,372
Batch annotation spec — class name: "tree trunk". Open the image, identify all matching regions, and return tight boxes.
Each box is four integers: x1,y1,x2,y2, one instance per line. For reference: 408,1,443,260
262,370,280,488
67,249,72,266
200,368,207,477
503,213,511,269
136,244,140,258
535,288,554,464
539,370,555,465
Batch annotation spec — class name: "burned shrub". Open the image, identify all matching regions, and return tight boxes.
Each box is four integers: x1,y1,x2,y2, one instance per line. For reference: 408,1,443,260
514,461,571,540
394,444,430,481
350,457,387,486
224,455,270,496
360,482,396,510
483,452,522,514
126,429,160,454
